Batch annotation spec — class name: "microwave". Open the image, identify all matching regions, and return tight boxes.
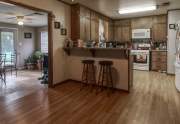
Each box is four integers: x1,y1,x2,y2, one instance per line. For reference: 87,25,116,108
132,29,151,39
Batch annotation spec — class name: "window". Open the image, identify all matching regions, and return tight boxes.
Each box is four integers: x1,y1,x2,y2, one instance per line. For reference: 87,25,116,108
0,31,15,63
99,19,105,41
40,31,48,53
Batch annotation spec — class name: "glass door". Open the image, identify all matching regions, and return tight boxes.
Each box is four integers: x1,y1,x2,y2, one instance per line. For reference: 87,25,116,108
0,30,15,64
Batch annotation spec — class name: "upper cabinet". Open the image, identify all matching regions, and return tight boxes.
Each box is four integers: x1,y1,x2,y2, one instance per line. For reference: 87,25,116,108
90,12,99,41
71,4,113,42
114,20,131,42
71,4,167,43
71,5,91,41
80,6,91,41
131,17,153,29
152,15,167,42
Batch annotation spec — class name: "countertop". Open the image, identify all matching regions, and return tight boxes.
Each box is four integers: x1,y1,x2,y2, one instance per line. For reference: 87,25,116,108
150,49,167,52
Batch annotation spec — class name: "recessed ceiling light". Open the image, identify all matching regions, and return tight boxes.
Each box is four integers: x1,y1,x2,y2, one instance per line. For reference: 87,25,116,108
119,5,157,14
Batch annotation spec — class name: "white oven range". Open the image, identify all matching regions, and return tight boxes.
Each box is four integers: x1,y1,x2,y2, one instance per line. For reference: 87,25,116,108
131,50,150,71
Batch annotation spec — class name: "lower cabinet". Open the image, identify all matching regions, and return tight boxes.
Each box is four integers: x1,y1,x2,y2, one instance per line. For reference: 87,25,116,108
151,51,167,72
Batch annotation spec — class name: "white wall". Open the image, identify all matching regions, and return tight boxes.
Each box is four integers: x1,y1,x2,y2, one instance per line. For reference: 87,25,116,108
10,0,71,84
36,26,48,50
168,10,180,74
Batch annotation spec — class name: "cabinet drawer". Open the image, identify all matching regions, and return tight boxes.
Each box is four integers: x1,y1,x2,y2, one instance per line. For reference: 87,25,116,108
151,51,167,55
152,56,161,61
151,62,161,70
160,56,167,62
160,63,167,71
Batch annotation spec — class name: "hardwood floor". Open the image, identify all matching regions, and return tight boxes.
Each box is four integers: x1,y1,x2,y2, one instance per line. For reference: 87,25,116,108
0,70,179,124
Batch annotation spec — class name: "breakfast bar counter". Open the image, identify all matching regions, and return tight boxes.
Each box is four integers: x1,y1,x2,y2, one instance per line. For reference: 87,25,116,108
64,47,133,92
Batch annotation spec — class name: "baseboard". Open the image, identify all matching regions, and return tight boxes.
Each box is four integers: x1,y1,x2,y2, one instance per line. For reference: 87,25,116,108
53,79,72,87
53,79,129,93
167,73,175,76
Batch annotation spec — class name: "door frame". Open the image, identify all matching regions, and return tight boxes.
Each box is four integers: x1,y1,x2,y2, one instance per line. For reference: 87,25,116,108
0,0,54,87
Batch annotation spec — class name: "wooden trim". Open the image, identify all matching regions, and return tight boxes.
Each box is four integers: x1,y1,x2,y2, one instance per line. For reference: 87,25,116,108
0,0,54,88
55,79,129,93
0,0,52,13
57,0,72,6
167,9,180,12
48,13,54,88
167,73,175,76
53,79,72,87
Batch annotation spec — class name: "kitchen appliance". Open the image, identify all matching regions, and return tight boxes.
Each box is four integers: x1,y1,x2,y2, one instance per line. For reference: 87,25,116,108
131,50,150,71
132,29,151,39
174,20,180,92
168,10,180,74
131,29,151,71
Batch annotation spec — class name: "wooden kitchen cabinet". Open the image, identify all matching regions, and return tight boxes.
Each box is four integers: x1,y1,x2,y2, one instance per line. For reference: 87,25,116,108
151,51,167,71
114,19,131,42
131,17,153,29
108,21,114,41
80,6,91,41
114,26,131,42
90,12,99,41
71,4,113,42
152,23,167,42
152,15,167,42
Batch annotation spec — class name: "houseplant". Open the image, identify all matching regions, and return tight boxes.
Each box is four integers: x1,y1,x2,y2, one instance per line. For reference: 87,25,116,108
33,51,43,70
24,56,35,70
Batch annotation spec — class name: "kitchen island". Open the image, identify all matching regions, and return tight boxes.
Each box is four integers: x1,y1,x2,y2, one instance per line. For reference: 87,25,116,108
64,47,133,92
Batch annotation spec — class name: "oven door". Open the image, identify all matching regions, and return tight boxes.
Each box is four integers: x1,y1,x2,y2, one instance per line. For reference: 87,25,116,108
134,54,148,64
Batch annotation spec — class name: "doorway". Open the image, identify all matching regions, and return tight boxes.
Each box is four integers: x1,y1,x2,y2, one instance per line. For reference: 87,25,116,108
0,0,53,89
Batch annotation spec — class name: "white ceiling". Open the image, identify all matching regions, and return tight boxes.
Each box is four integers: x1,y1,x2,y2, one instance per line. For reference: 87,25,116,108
62,0,180,19
0,2,47,27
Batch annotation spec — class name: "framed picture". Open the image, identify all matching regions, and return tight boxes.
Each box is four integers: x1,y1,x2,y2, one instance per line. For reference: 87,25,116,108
24,33,32,38
169,24,175,29
61,28,67,35
54,22,61,29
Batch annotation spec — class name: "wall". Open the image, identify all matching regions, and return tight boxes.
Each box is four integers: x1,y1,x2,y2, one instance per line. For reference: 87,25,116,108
167,10,180,74
10,0,71,84
0,22,36,68
36,26,48,50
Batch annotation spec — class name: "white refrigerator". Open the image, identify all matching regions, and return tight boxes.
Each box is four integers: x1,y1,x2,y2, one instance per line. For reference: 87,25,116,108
167,10,180,74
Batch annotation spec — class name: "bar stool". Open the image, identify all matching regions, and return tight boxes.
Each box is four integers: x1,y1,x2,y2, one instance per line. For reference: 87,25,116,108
81,60,96,90
97,60,114,93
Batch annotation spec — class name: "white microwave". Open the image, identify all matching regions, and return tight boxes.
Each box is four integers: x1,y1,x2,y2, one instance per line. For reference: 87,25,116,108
132,29,151,39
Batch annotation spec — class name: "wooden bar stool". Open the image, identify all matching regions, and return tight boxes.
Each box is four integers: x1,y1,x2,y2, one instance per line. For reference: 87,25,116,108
97,60,114,93
81,60,96,90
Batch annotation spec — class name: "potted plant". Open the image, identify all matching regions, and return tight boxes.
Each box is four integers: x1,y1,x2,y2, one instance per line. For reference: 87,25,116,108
33,51,43,70
25,56,35,70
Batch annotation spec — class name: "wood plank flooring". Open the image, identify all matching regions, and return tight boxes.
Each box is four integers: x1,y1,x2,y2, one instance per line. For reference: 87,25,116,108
0,70,179,124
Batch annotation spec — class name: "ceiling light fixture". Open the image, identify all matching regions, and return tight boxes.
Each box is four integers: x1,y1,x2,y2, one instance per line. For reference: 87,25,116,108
17,16,24,26
119,5,157,14
18,21,24,25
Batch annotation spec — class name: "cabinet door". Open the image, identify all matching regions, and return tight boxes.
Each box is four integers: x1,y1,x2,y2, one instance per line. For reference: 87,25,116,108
80,7,90,41
121,26,131,42
91,12,99,41
114,27,122,41
108,21,114,41
131,17,153,29
153,23,167,41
